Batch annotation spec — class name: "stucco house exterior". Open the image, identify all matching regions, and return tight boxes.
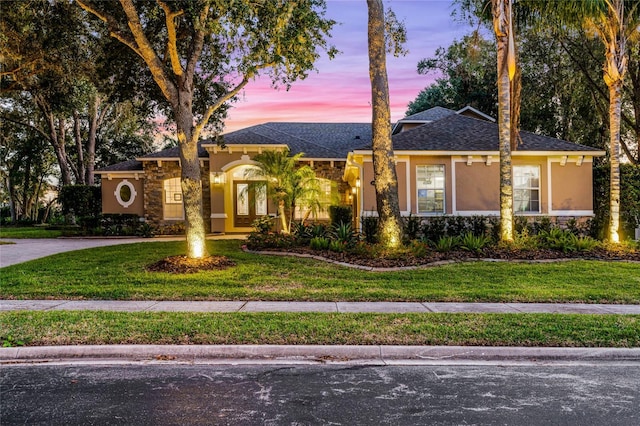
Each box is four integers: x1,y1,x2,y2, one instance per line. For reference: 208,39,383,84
96,107,605,233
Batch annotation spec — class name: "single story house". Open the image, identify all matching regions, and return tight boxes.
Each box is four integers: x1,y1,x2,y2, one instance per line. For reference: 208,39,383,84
96,107,605,233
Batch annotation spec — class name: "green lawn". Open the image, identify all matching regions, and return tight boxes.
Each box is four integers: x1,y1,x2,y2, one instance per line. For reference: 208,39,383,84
1,240,639,303
0,226,63,239
1,311,638,347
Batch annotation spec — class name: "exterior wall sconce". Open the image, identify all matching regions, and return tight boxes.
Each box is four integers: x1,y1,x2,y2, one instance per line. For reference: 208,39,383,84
352,186,357,194
212,172,225,185
355,177,361,188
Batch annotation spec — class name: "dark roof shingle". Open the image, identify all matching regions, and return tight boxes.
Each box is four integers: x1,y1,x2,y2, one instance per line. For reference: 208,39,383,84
96,159,143,172
219,122,372,158
389,114,602,152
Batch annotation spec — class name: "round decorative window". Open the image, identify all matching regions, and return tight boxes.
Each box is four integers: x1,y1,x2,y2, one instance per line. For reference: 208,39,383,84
114,180,137,208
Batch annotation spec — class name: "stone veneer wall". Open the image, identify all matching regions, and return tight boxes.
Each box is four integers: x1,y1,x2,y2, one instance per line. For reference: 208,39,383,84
142,160,211,232
309,160,350,202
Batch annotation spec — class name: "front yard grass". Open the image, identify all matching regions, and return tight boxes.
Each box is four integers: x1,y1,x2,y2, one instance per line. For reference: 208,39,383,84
0,226,63,239
1,240,639,303
1,311,638,347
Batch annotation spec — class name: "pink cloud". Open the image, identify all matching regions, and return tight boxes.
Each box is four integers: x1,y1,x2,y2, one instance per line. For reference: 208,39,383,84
223,1,468,134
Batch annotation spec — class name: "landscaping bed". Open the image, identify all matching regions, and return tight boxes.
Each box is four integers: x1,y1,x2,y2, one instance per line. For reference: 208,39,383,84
248,244,640,269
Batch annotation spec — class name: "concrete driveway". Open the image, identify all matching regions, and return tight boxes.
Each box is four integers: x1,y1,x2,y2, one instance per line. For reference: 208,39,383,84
0,235,245,268
0,238,160,267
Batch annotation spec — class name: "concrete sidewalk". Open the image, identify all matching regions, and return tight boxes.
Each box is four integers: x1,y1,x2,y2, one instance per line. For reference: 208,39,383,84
2,300,639,314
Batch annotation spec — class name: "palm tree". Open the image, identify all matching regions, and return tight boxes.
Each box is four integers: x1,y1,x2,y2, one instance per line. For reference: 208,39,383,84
492,0,518,242
245,149,319,234
527,0,639,242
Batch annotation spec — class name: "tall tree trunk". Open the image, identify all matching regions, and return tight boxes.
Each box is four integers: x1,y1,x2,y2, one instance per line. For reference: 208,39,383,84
367,0,403,248
73,111,86,184
175,89,209,258
40,107,74,186
85,95,101,185
21,155,32,220
493,0,514,242
608,81,623,242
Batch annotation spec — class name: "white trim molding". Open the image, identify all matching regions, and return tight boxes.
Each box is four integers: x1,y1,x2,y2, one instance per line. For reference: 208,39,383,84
548,210,595,217
114,179,137,208
210,213,228,219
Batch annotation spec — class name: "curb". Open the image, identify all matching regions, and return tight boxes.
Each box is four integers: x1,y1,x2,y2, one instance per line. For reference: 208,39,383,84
3,345,640,364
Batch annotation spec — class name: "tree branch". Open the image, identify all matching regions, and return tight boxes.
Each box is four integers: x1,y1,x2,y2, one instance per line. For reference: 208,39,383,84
76,0,142,57
157,0,185,77
118,0,178,103
192,77,249,142
185,4,211,83
0,115,48,140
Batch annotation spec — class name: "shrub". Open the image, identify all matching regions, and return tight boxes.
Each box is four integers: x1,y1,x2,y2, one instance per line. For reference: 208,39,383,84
420,216,447,243
537,228,577,253
572,235,601,252
331,222,357,246
309,236,330,250
361,216,378,244
329,205,352,227
403,214,422,241
328,240,346,252
59,185,101,220
408,240,429,258
532,216,552,235
252,216,273,234
459,232,491,253
246,232,297,249
433,235,459,252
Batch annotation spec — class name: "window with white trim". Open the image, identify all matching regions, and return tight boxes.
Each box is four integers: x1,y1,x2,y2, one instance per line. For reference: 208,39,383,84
163,177,184,220
294,178,336,220
416,165,445,214
513,165,540,213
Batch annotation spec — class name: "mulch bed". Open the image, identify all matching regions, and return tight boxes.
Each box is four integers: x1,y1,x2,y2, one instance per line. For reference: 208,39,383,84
247,245,640,269
146,255,236,274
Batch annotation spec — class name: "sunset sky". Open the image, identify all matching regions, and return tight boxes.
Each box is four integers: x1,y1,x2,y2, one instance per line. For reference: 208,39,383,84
222,0,472,133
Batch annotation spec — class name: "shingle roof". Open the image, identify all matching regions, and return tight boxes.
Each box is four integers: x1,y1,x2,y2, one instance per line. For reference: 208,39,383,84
402,106,457,122
96,159,143,172
219,122,372,158
388,114,603,152
138,143,208,159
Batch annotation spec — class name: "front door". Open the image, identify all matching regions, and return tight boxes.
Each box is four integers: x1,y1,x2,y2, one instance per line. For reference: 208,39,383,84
234,181,267,228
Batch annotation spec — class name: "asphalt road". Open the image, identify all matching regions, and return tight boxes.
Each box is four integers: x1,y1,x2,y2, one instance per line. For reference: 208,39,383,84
2,362,640,425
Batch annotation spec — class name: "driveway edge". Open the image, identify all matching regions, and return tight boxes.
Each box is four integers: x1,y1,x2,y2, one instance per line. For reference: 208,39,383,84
2,345,640,364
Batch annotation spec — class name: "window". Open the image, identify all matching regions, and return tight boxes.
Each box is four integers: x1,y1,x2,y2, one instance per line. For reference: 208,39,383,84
114,180,137,208
514,165,540,213
295,178,336,220
416,165,445,214
163,177,184,220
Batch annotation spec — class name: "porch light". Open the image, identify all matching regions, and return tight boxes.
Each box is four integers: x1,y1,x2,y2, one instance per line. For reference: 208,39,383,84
355,177,361,188
212,172,224,185
352,186,357,194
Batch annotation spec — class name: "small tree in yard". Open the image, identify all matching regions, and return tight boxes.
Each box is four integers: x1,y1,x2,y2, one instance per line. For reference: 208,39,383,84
246,149,319,234
78,0,335,258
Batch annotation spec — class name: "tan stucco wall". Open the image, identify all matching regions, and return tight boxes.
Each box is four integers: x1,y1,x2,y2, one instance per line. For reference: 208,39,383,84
551,162,593,211
361,161,409,213
455,162,500,211
101,177,144,216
